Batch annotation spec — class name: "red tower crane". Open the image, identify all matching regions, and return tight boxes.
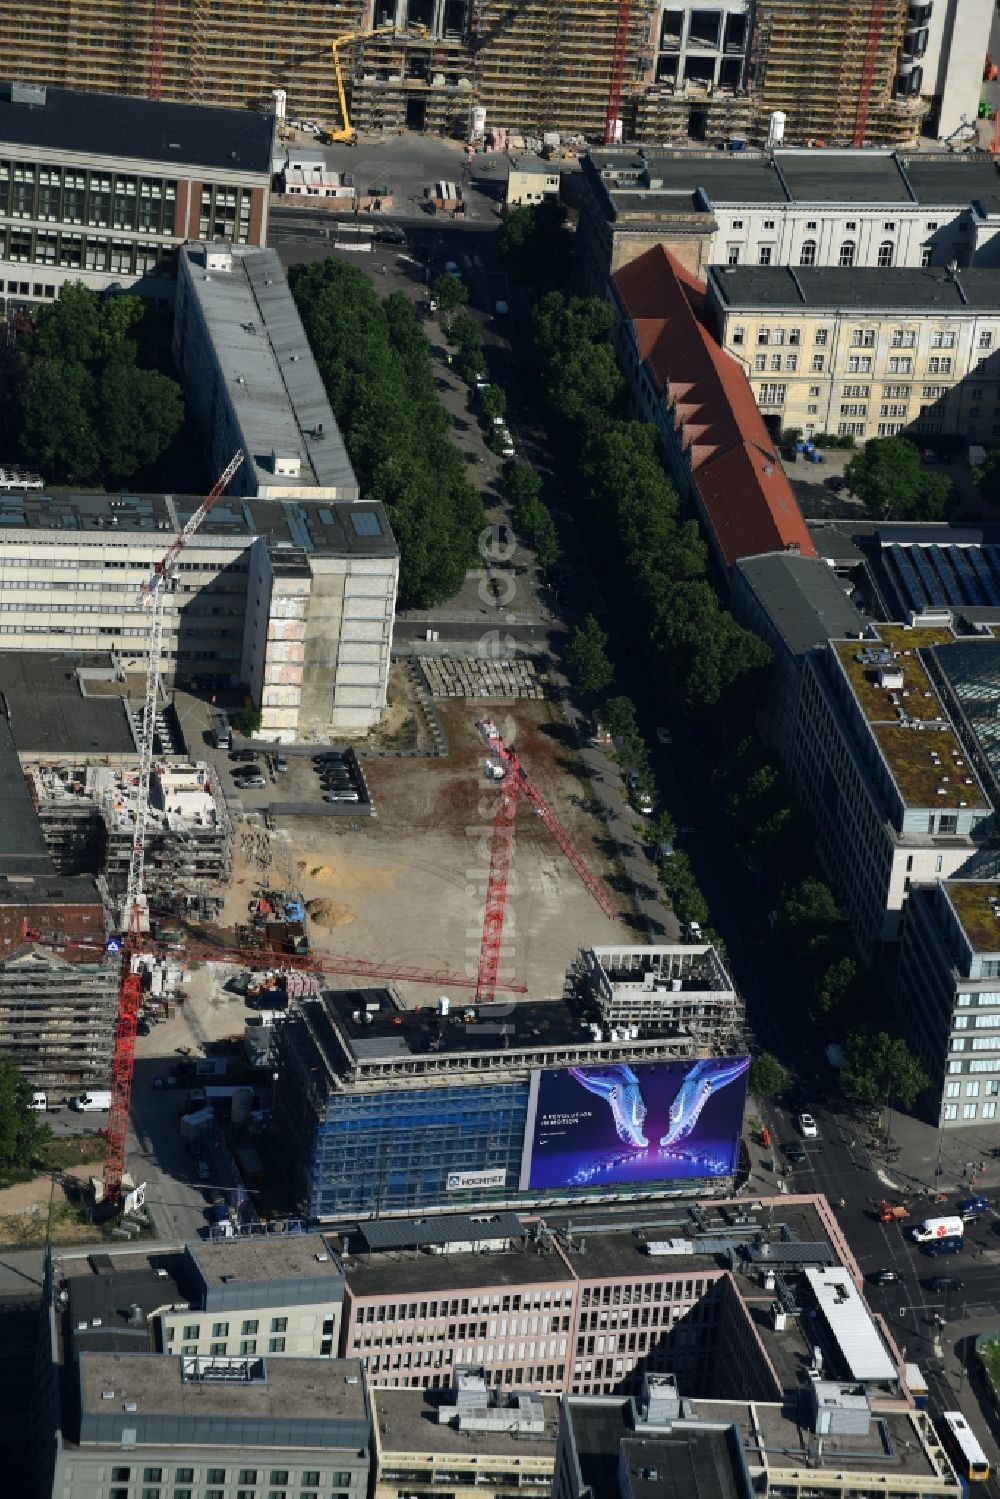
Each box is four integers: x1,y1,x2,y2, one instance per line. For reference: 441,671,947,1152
851,0,886,147
150,0,167,100
476,719,619,1004
603,0,634,145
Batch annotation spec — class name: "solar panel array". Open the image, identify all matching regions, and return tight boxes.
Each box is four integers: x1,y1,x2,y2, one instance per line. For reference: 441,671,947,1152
883,543,1000,614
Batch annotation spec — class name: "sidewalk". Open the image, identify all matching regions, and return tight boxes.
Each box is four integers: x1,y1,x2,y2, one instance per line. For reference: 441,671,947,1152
857,1102,1000,1201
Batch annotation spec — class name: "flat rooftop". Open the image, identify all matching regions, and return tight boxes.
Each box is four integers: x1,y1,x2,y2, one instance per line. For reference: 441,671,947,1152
734,554,866,659
567,1400,749,1499
0,653,135,757
0,712,55,878
373,1387,560,1458
942,880,1000,954
189,1233,342,1287
708,1399,950,1481
833,627,991,811
588,146,1000,213
0,489,395,560
74,1352,368,1447
0,80,272,175
342,1200,840,1301
180,246,358,498
934,636,1000,802
708,264,1000,313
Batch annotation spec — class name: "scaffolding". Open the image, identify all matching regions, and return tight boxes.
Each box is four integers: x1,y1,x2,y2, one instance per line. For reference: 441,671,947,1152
0,943,118,1099
752,0,924,147
0,0,928,147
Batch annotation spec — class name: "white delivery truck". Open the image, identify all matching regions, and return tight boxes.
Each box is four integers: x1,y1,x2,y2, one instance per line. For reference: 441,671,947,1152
70,1090,112,1112
911,1215,964,1243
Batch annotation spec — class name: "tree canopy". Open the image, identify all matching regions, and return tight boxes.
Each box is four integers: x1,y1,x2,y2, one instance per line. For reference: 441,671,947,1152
291,262,483,607
749,1052,791,1099
567,614,614,697
842,1029,928,1112
432,272,468,313
845,436,951,521
0,1057,48,1169
499,202,573,290
15,283,183,483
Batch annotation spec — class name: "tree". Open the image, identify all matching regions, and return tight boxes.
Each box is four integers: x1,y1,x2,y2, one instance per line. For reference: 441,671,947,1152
842,1030,928,1112
567,614,614,697
98,363,185,478
291,258,483,607
658,850,710,925
749,1052,791,1099
0,1056,49,1170
479,384,507,422
233,706,262,737
15,284,183,483
973,448,1000,504
499,202,572,290
601,695,638,745
446,313,480,350
531,511,561,572
432,272,468,313
845,436,951,521
504,463,542,510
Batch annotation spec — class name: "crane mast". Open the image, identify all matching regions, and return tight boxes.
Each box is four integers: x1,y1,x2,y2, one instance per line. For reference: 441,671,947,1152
105,450,243,1204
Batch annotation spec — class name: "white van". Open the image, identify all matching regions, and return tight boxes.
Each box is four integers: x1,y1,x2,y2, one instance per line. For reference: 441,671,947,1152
911,1215,964,1243
70,1090,111,1113
30,1091,47,1112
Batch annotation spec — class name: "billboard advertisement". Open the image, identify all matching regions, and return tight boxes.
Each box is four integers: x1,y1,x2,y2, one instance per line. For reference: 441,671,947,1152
518,1057,749,1192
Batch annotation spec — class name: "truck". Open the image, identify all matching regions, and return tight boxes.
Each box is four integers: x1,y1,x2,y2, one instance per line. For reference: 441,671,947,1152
179,1106,215,1143
236,1146,264,1192
70,1090,111,1112
912,1215,964,1243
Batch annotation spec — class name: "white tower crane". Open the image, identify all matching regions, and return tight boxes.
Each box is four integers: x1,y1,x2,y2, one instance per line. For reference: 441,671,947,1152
122,450,244,932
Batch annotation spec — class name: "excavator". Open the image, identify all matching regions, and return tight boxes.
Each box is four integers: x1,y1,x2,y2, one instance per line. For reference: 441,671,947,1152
329,23,428,144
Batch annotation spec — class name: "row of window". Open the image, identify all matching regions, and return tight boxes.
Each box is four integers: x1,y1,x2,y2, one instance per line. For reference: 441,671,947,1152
736,325,990,353
727,240,924,268
0,225,167,274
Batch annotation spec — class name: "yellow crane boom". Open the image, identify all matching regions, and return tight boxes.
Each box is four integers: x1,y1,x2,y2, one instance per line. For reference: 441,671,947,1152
329,25,394,142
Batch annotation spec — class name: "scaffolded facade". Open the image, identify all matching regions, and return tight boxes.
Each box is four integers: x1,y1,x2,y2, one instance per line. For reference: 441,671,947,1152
0,0,927,146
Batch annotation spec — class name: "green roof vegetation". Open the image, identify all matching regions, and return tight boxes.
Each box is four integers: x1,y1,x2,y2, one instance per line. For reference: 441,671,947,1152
835,627,989,810
945,882,1000,955
977,1335,1000,1393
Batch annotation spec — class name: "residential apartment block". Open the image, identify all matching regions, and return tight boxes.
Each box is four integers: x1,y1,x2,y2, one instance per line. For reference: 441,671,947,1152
578,148,1000,294
900,879,1000,1130
707,263,1000,445
793,623,994,957
0,79,272,309
609,244,814,573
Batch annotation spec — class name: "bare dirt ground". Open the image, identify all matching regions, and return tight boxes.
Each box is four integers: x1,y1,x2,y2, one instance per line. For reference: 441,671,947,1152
0,1165,103,1248
217,698,628,1003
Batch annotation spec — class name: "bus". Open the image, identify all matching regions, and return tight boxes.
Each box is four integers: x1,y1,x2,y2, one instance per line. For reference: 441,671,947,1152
940,1410,991,1482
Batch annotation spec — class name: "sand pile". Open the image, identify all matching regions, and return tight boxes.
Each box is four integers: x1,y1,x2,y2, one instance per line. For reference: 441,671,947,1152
305,897,356,929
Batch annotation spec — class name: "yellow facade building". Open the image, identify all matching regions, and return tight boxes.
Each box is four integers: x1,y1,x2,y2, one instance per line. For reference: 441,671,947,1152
706,264,1000,446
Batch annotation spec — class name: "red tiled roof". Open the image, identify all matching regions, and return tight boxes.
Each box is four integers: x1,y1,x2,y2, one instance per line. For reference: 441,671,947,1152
611,245,815,568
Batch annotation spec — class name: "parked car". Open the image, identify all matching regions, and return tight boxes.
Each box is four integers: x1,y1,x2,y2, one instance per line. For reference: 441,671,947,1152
798,1112,818,1138
275,754,288,773
230,749,257,762
784,1143,807,1164
235,772,266,790
324,790,360,803
655,726,673,745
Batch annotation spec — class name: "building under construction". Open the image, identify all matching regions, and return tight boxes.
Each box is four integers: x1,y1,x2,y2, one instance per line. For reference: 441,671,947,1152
0,0,976,148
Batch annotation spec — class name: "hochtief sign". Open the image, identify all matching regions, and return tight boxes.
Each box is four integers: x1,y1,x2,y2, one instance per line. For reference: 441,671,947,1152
446,1169,507,1192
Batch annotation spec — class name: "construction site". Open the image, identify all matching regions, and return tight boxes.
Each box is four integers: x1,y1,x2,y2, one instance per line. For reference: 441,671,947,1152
0,0,942,148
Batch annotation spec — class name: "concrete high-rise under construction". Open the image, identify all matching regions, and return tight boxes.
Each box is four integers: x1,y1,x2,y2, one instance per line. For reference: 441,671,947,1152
0,1,989,147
